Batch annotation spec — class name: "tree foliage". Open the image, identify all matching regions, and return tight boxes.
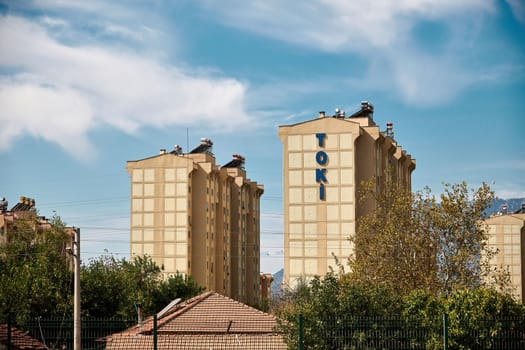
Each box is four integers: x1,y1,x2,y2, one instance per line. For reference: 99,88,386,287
445,288,525,349
403,287,525,349
0,212,73,326
274,272,403,349
349,179,437,294
0,210,203,325
432,182,502,294
276,273,525,350
81,254,203,319
350,179,508,296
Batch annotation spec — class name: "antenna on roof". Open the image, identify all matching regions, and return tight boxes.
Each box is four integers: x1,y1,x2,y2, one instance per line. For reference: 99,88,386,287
157,298,181,319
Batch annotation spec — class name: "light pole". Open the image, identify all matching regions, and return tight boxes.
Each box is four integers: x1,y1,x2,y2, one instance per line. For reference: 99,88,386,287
73,227,81,350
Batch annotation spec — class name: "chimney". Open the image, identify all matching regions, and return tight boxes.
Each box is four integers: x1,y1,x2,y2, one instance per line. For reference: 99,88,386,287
318,111,326,118
501,204,508,215
159,149,166,155
386,122,394,138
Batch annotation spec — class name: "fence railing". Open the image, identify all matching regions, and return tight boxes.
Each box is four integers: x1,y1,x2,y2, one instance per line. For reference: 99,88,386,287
6,314,525,349
289,314,525,350
26,318,135,350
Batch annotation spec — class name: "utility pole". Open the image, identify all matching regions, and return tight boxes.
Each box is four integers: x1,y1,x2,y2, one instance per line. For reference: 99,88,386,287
73,227,81,350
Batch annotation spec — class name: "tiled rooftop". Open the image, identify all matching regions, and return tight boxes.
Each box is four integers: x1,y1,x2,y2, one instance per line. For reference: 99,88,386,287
0,324,47,350
106,334,287,350
105,291,287,349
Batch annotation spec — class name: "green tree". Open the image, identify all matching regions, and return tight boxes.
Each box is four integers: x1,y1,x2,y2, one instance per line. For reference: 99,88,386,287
431,182,502,295
0,212,73,326
275,272,403,349
277,275,525,349
81,254,203,319
350,180,508,296
403,288,525,350
151,273,204,311
445,288,525,349
350,179,438,294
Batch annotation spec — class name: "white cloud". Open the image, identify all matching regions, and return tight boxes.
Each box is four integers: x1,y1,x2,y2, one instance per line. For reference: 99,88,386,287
0,16,251,159
196,0,506,105
39,16,69,28
506,0,525,23
0,75,94,159
494,188,525,200
198,0,495,51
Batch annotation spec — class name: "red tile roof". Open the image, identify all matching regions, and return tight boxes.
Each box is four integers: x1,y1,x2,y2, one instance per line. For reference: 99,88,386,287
0,324,47,350
106,334,287,349
105,291,287,349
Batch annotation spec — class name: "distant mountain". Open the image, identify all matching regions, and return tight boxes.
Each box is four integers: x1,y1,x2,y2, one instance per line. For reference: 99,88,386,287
487,198,525,216
271,268,284,297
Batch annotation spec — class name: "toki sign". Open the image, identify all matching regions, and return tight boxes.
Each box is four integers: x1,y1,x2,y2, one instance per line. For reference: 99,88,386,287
315,133,327,200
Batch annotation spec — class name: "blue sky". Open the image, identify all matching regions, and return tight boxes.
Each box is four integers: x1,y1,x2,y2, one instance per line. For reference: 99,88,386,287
1,0,524,273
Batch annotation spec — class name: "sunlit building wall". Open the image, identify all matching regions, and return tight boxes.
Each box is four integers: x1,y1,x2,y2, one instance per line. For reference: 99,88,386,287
278,102,415,287
126,140,263,304
485,208,525,303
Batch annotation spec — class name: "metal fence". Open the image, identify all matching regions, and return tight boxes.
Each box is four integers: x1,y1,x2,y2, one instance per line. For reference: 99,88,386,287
448,317,525,350
11,315,525,349
26,318,135,350
291,314,525,350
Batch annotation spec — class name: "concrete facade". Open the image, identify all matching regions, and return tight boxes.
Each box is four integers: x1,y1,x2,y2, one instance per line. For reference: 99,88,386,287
485,210,525,303
126,140,263,305
278,103,415,287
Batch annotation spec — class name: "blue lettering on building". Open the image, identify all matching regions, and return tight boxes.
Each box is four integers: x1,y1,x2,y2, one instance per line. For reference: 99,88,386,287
315,133,326,147
316,168,327,183
315,133,327,200
316,151,328,165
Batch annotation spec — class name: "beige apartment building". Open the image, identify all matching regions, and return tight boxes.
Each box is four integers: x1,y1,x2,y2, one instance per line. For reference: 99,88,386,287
485,204,525,303
126,139,264,305
278,102,416,287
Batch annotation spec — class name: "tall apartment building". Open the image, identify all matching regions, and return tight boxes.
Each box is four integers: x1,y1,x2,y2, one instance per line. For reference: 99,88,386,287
278,102,415,287
485,204,525,303
126,139,264,305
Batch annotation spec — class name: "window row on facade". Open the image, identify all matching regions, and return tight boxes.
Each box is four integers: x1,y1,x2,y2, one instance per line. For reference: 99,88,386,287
131,228,189,242
287,133,354,151
131,212,189,227
288,204,356,222
129,243,188,257
132,168,189,183
289,240,353,258
132,183,189,197
288,258,342,276
288,169,354,186
288,151,354,168
289,222,354,240
289,186,355,203
132,198,189,212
